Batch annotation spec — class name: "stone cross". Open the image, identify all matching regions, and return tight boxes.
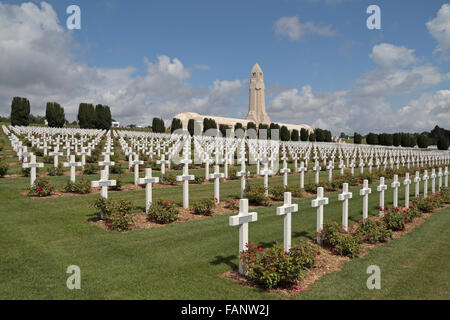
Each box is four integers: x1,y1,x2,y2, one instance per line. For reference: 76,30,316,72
298,161,307,189
176,148,195,209
132,153,144,185
437,167,443,191
254,154,261,175
42,141,49,156
360,179,372,220
98,155,115,177
423,170,429,198
138,168,160,213
21,146,32,163
444,167,448,188
368,159,373,174
359,161,365,175
339,160,345,176
91,169,116,203
391,175,400,208
63,155,82,182
276,192,298,252
349,161,356,176
127,151,133,169
22,154,44,186
430,169,436,194
49,147,63,168
63,144,73,161
259,160,273,197
209,165,225,204
414,171,421,198
404,173,411,209
229,199,258,274
327,161,333,183
203,155,213,181
377,177,388,216
292,154,299,172
338,183,352,231
311,187,329,244
236,156,250,198
280,160,291,188
313,161,321,184
76,147,89,169
157,154,168,182
223,153,229,179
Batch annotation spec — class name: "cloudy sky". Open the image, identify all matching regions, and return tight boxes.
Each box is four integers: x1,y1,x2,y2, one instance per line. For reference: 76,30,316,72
0,0,449,135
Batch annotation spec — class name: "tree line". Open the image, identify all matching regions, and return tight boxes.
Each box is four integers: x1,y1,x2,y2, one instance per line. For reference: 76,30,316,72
353,126,449,150
77,103,112,130
7,97,113,130
168,117,332,142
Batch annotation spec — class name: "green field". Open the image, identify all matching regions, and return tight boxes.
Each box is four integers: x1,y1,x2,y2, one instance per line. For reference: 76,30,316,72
0,133,449,299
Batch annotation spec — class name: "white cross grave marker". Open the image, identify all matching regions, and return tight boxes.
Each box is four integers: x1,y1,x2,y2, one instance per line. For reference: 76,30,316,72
49,147,63,168
338,183,352,231
377,177,388,216
280,160,291,188
311,187,329,244
260,160,273,197
63,155,82,182
404,173,411,208
414,171,421,198
229,199,258,274
236,156,250,198
360,179,372,220
176,148,195,209
444,167,448,187
209,165,225,204
138,168,159,213
276,192,298,252
423,170,429,198
91,170,116,218
132,153,144,185
22,154,44,186
313,161,321,184
430,169,436,194
298,161,307,189
391,175,400,208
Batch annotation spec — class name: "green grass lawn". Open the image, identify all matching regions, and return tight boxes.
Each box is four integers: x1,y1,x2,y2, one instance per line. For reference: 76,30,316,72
1,167,449,299
1,133,449,299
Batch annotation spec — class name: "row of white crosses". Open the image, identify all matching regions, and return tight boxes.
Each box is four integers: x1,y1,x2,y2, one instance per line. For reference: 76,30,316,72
229,165,449,275
315,167,449,241
229,190,300,274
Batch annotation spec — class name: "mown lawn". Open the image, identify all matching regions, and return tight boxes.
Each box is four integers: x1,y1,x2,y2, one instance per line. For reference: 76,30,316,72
1,169,449,299
1,131,449,299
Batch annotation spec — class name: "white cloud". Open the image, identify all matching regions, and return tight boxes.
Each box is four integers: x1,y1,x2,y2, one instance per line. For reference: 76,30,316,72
355,65,449,97
274,16,335,41
0,1,245,126
396,90,450,131
369,43,418,69
268,43,450,134
426,3,450,56
0,2,448,135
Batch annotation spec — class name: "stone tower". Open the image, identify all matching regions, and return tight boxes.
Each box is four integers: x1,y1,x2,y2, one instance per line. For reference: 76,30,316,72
246,63,271,125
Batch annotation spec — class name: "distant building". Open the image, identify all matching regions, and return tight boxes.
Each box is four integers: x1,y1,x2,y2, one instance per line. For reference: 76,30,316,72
112,121,120,128
174,63,313,134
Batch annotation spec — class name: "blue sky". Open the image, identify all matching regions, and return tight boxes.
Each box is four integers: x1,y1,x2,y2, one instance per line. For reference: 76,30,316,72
0,0,449,134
